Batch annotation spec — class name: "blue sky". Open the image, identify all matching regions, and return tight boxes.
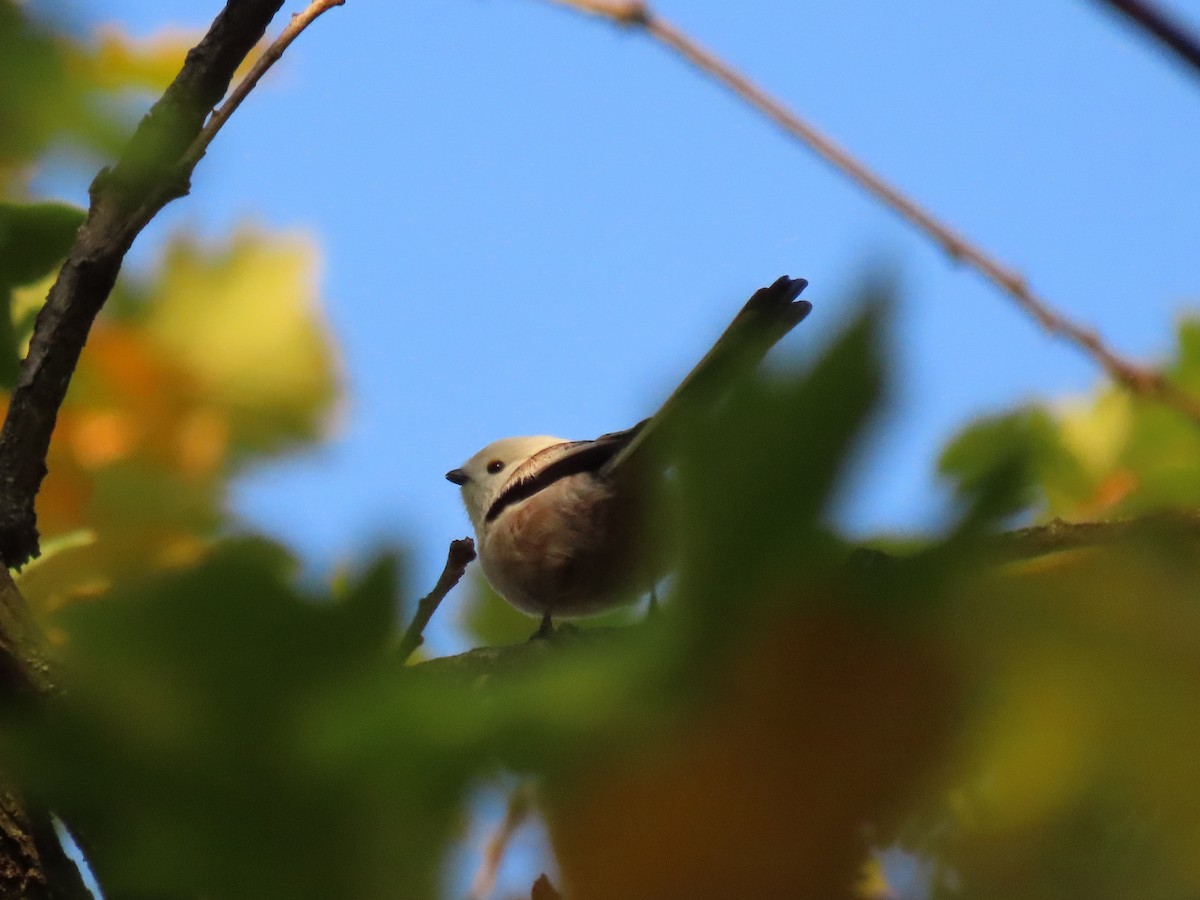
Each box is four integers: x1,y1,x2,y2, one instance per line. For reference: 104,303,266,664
40,0,1200,653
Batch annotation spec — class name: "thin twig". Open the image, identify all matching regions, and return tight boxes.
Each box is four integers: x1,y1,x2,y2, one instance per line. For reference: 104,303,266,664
991,510,1200,559
398,538,476,663
1091,0,1200,79
531,873,564,900
0,0,345,568
536,0,1200,426
468,783,534,900
181,0,346,171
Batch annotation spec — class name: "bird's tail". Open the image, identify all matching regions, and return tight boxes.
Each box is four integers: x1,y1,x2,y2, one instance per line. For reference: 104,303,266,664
602,275,811,475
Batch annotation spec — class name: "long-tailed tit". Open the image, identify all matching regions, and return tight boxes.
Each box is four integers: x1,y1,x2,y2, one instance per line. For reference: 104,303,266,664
446,276,812,634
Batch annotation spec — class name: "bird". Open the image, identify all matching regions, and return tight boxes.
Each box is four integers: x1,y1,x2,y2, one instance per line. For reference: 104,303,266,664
446,276,812,636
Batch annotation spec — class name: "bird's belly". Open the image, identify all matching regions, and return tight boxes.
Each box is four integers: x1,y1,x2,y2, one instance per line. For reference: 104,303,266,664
480,472,650,617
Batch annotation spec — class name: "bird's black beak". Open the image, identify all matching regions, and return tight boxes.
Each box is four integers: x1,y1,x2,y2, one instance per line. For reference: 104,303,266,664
445,468,469,486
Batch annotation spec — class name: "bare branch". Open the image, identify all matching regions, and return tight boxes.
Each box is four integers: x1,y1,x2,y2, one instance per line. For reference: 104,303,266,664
0,572,92,899
181,0,346,173
411,514,1200,674
0,571,55,700
398,538,477,664
0,0,346,568
991,509,1200,559
1091,0,1200,79
532,873,565,900
469,783,535,900
534,0,1200,426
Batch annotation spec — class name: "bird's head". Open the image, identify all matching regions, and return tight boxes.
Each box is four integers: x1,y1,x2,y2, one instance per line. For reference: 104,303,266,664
446,435,568,530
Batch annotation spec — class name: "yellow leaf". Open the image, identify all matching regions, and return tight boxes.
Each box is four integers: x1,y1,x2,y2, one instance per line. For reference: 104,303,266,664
69,26,195,92
145,229,340,455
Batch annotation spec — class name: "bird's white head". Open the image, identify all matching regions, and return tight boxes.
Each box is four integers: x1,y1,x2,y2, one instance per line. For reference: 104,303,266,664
446,435,568,530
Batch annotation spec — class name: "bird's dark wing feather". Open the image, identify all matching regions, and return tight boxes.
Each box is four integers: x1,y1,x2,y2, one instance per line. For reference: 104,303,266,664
602,275,811,475
484,423,646,523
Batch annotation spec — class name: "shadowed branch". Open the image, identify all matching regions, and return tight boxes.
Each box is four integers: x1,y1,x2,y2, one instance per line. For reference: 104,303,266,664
399,537,477,663
1091,0,1200,79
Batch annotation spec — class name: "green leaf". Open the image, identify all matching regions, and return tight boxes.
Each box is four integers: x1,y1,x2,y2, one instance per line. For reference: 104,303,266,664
0,201,82,386
6,538,451,900
458,569,641,647
673,287,887,618
143,230,340,456
939,406,1092,521
0,201,84,288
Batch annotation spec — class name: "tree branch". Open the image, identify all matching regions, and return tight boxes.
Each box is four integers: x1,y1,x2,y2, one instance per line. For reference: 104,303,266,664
1091,0,1200,79
991,509,1200,558
180,0,346,174
411,514,1200,674
0,571,55,700
469,783,534,900
0,573,90,900
531,0,1200,427
398,538,477,664
0,0,346,568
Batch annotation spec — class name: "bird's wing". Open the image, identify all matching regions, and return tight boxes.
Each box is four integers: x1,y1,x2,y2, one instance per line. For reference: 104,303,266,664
601,275,811,475
484,426,644,523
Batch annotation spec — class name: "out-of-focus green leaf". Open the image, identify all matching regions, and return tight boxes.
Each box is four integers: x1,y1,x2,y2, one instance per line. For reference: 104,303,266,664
0,201,83,386
0,2,77,176
940,317,1200,522
0,5,218,190
541,591,959,900
457,570,641,647
939,407,1087,521
457,571,538,646
8,228,340,611
6,540,439,900
11,269,56,355
1169,318,1200,390
7,534,692,898
674,291,885,620
913,534,1200,900
0,201,84,288
337,551,403,653
67,26,196,93
0,2,130,184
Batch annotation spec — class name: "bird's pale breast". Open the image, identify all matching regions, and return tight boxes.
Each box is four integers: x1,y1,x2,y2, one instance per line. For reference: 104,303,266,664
479,469,651,617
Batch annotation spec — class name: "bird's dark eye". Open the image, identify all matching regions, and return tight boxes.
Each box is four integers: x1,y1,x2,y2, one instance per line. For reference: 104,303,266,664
486,459,505,474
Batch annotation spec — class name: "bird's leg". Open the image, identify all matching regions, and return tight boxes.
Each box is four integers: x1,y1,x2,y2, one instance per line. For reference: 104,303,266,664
531,610,554,640
646,584,659,619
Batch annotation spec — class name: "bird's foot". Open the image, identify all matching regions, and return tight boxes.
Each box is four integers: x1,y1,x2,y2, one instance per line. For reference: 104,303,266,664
530,611,555,641
529,613,580,641
646,586,660,619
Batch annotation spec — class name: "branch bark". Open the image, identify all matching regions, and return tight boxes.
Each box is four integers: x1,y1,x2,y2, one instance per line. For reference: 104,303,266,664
1091,0,1200,79
0,798,92,900
531,0,1200,427
412,513,1200,674
469,783,534,900
0,574,90,899
0,0,350,568
398,538,477,664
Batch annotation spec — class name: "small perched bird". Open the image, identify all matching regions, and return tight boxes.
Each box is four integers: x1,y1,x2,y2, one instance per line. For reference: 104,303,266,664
446,276,812,635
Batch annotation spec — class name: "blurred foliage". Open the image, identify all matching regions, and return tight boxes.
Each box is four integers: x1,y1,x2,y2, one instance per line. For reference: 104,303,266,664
2,3,1200,899
0,200,86,386
941,317,1200,521
14,228,339,613
458,569,641,647
0,0,198,191
0,3,339,611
